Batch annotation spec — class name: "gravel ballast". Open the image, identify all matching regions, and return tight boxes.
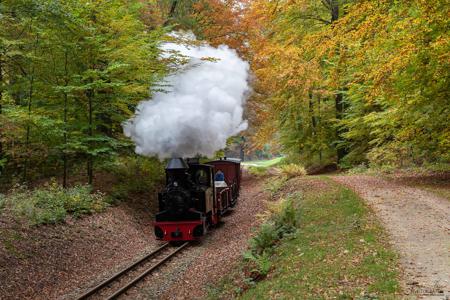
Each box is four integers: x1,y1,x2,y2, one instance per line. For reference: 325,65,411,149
118,174,269,300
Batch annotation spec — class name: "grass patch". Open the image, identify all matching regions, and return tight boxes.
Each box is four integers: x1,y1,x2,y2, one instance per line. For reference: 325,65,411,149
0,181,108,225
248,166,269,177
210,177,400,299
420,186,450,201
245,157,291,178
242,157,284,168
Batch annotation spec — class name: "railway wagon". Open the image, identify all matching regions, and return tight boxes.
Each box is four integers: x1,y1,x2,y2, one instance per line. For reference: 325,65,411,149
154,157,241,242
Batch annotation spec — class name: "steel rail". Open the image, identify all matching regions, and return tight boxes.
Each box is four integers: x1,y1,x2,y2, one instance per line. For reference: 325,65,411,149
105,242,190,300
76,243,170,300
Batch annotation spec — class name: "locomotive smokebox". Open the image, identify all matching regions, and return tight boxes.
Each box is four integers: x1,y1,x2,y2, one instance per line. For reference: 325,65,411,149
166,158,188,170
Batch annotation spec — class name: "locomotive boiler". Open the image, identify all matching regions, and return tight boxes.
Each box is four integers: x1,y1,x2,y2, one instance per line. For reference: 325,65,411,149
154,157,241,242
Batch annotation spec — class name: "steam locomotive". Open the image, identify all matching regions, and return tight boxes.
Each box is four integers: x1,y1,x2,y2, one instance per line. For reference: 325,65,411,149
154,157,241,241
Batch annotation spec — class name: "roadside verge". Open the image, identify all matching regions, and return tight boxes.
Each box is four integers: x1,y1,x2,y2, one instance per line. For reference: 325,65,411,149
210,176,400,299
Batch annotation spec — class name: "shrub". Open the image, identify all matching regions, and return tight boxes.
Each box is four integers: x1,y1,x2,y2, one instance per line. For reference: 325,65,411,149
250,222,280,255
243,251,272,279
347,164,369,175
244,195,300,279
279,163,307,178
2,182,108,225
273,196,298,233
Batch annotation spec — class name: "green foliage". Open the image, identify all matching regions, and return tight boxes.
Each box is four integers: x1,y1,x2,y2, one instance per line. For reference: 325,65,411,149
1,182,108,225
0,0,171,185
244,196,299,279
101,156,164,202
264,176,288,197
249,222,280,256
242,251,272,278
247,166,268,177
0,193,5,211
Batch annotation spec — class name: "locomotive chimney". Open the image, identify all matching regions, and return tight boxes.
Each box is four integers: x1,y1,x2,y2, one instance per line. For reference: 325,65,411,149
166,158,188,170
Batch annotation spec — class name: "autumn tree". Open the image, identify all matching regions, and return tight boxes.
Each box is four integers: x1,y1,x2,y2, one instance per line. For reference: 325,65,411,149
243,0,449,167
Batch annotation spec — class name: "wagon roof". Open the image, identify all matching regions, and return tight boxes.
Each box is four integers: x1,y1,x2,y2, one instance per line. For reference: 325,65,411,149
208,157,241,164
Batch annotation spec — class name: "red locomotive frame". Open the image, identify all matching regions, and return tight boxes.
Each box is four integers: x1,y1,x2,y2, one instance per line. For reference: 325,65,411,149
154,158,241,242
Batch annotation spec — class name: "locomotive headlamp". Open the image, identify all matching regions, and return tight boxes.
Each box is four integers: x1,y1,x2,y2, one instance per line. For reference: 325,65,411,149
171,228,182,238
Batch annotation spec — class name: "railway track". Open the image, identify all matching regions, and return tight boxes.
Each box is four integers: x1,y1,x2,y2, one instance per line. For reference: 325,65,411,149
76,242,189,300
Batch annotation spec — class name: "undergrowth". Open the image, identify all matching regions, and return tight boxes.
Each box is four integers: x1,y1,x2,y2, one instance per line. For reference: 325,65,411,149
264,176,288,197
0,181,108,225
248,166,269,177
243,195,299,280
278,163,307,178
101,156,164,202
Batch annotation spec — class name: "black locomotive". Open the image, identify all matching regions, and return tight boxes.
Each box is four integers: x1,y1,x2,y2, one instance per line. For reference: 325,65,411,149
154,157,241,241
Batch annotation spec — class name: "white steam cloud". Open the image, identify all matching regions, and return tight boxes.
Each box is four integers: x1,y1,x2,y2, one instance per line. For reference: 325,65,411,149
123,33,250,159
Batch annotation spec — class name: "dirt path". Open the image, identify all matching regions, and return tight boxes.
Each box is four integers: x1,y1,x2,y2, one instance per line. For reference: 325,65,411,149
332,175,450,299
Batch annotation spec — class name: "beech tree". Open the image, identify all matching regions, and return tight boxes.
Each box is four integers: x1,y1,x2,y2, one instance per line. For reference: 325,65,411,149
0,0,168,184
242,0,449,167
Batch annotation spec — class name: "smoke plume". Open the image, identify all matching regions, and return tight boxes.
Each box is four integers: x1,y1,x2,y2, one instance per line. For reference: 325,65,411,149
123,33,250,159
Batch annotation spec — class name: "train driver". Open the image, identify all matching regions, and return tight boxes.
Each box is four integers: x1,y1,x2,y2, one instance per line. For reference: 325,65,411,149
215,170,227,188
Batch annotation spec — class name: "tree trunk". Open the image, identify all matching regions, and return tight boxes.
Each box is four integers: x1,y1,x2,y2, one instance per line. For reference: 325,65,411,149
318,96,323,163
169,0,178,18
163,0,178,25
309,91,317,133
23,33,39,181
330,0,347,164
0,58,4,166
239,136,245,161
63,51,69,188
24,70,34,181
87,89,93,185
335,92,346,162
331,0,339,22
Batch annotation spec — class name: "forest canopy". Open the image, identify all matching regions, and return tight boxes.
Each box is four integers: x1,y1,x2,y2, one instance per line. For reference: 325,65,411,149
0,0,449,190
0,0,174,185
241,0,450,168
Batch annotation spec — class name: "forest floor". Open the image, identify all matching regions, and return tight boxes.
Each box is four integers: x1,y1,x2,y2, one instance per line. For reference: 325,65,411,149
332,173,450,299
0,186,163,300
0,171,269,300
